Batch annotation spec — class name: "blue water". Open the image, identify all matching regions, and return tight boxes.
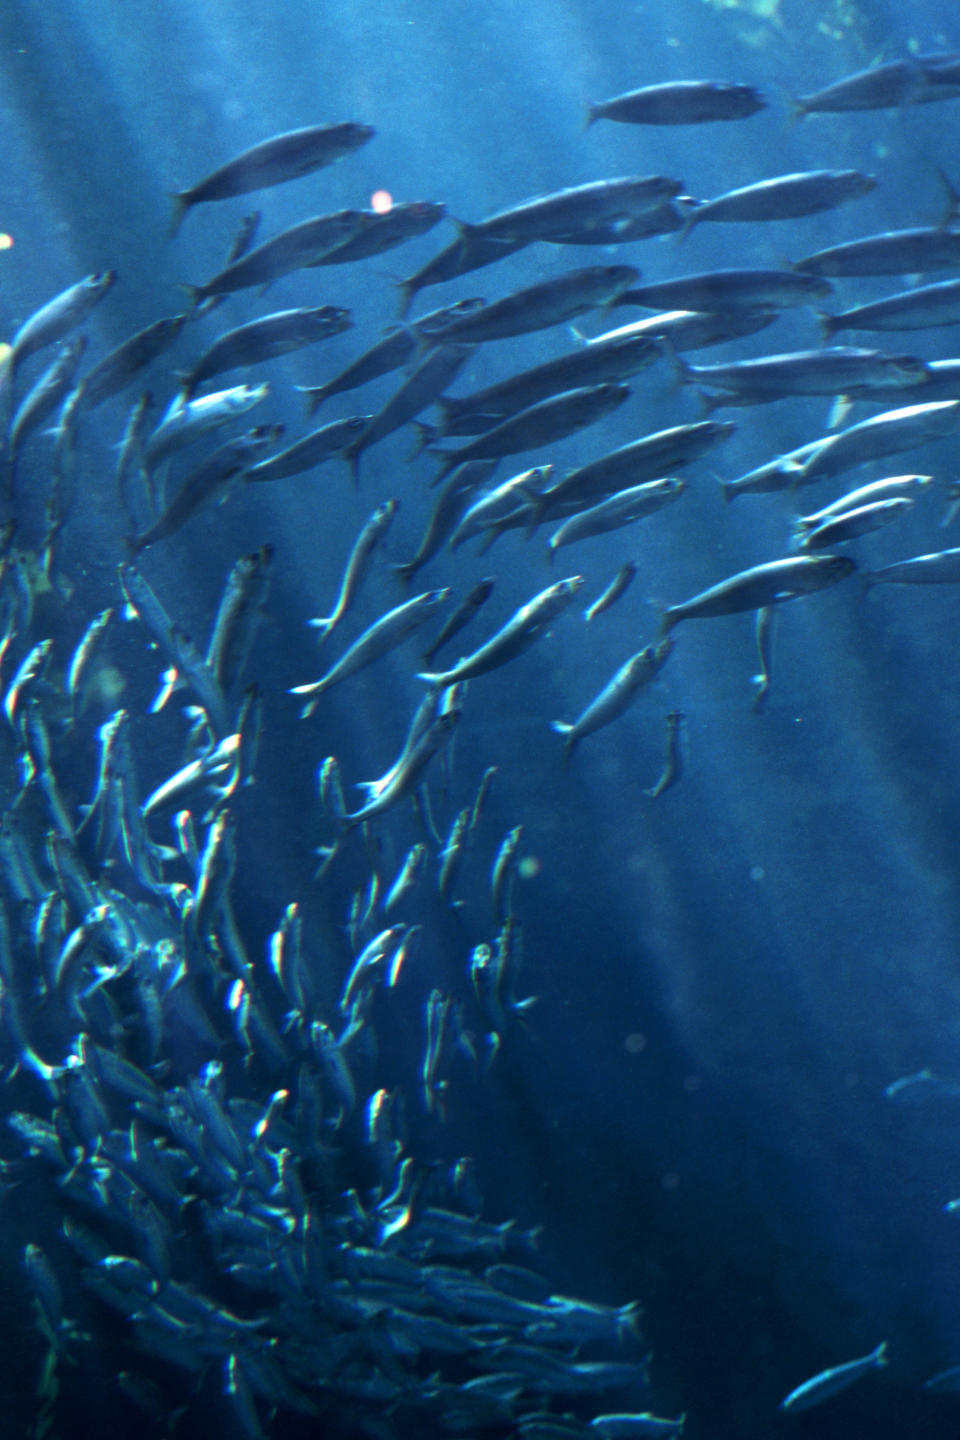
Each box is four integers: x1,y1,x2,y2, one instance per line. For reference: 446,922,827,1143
3,1,960,1436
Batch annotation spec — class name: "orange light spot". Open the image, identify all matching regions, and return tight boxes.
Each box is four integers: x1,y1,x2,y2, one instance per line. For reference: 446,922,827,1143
0,234,13,250
370,189,393,215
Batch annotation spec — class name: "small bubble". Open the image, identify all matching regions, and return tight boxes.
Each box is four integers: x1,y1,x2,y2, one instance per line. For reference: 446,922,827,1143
625,1033,647,1054
750,865,765,881
370,189,393,215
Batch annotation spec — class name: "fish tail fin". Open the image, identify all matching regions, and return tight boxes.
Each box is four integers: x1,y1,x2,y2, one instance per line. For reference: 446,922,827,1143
306,617,335,643
296,384,327,418
583,104,600,131
817,310,838,343
391,560,419,586
549,720,575,764
786,96,808,125
408,419,437,457
176,283,204,313
875,1341,890,1367
676,207,699,242
168,192,189,239
936,167,960,227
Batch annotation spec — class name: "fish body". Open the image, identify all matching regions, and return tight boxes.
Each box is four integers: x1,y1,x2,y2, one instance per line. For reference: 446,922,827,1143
9,272,116,369
822,278,960,336
592,308,778,353
864,545,960,585
799,399,960,483
794,475,932,537
618,268,831,313
451,466,554,550
682,170,874,235
78,317,187,411
423,577,496,664
182,307,351,395
292,590,449,713
128,424,281,552
170,121,375,232
794,226,960,276
436,329,659,436
245,415,369,482
793,54,960,116
551,639,673,758
426,266,638,347
309,499,399,643
345,345,471,483
780,1341,888,1411
143,383,269,472
796,497,913,549
431,383,630,485
394,461,498,581
679,348,927,400
664,555,855,629
543,421,733,512
188,210,367,302
587,80,765,126
585,561,638,622
206,545,274,693
466,177,684,244
549,478,685,553
309,200,446,264
8,337,88,464
417,577,583,688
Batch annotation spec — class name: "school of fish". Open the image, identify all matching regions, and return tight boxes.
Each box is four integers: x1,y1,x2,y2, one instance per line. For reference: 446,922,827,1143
7,47,960,1437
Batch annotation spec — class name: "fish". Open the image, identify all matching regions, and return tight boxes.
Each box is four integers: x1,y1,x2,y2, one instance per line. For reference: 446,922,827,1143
308,499,399,644
185,210,367,303
343,344,471,485
8,337,88,469
297,299,486,414
750,607,775,712
680,170,875,237
142,383,270,473
244,415,370,483
644,710,685,797
423,265,639,347
118,562,229,734
127,424,282,552
548,479,685,555
307,200,447,264
417,577,584,688
393,461,499,582
586,79,765,126
77,316,187,412
433,329,660,436
205,545,274,694
675,348,929,402
793,226,960,276
181,306,351,394
615,268,832,314
551,639,673,759
429,383,631,486
584,562,638,622
450,466,554,551
540,421,734,514
792,54,960,117
821,278,960,336
796,400,960,485
291,589,449,715
663,555,856,630
779,1341,888,1411
422,577,496,665
169,121,375,233
863,545,960,586
794,497,913,550
8,272,116,370
462,177,684,244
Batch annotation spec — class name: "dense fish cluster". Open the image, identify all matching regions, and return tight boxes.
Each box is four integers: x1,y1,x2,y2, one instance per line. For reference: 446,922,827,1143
6,43,960,1438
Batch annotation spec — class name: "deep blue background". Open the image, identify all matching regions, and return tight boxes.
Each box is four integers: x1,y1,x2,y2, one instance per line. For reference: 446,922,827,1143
5,1,960,1436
